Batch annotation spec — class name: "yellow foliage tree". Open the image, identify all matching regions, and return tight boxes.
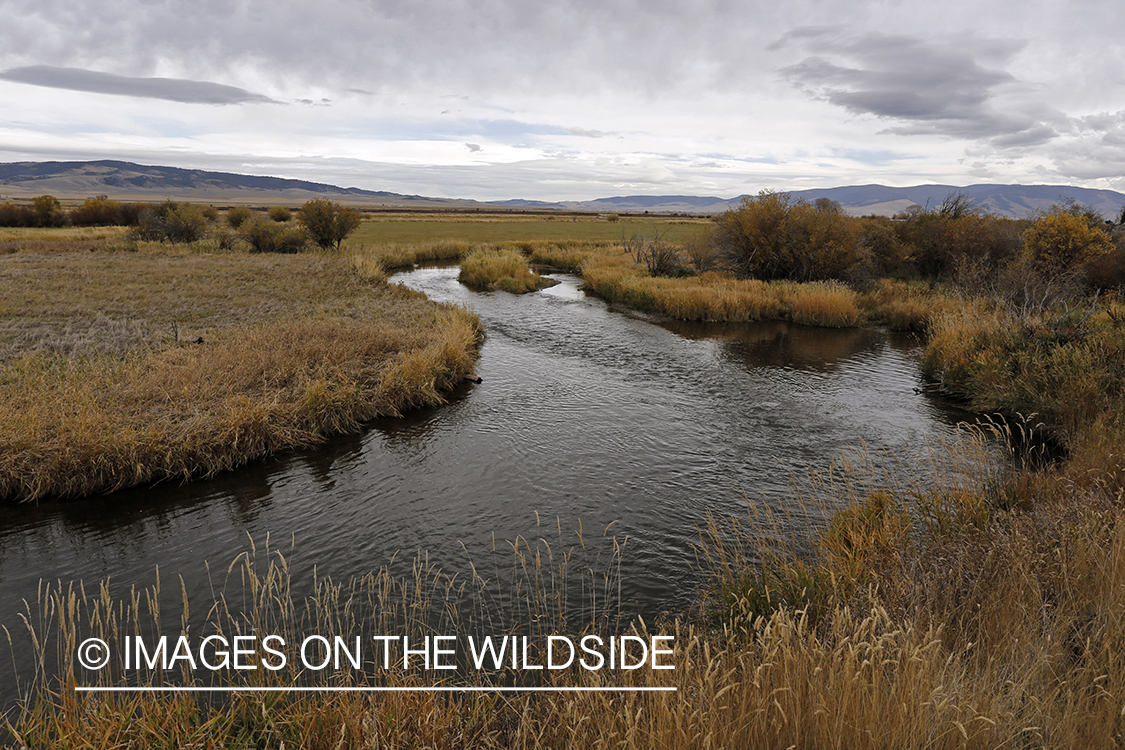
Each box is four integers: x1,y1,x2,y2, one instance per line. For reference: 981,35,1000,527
714,191,867,282
1022,209,1114,274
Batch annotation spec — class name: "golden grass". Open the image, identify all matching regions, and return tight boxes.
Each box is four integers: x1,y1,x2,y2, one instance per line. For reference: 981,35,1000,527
458,247,557,293
10,445,1125,749
579,249,867,327
8,227,1125,747
857,279,963,333
0,238,483,501
350,239,473,270
346,213,709,246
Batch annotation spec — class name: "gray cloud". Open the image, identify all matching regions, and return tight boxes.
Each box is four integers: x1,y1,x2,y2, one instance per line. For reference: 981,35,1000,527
1041,111,1125,181
465,143,482,152
566,127,605,138
778,31,1056,146
0,65,279,104
0,0,774,99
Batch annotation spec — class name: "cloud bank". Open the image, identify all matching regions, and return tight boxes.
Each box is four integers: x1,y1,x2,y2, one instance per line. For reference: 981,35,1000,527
1,0,1124,198
0,65,278,105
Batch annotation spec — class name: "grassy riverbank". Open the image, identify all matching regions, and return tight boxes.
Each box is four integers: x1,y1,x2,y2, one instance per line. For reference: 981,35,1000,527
0,235,482,502
458,246,558,293
5,215,1125,746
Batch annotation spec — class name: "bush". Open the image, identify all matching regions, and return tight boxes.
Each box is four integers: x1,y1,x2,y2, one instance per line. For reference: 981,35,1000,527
70,195,122,226
859,216,913,277
0,202,34,227
240,216,308,253
226,206,254,228
132,200,210,243
623,229,682,277
297,199,362,250
267,205,292,222
68,195,144,227
894,195,1024,280
1023,207,1115,276
713,191,868,282
29,195,68,227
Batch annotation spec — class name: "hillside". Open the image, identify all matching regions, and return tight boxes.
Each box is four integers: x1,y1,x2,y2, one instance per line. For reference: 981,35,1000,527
2,161,1123,219
0,160,483,208
504,184,1125,219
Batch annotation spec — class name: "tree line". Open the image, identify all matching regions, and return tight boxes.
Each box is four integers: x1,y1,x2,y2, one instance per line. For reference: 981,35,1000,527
637,190,1125,293
0,195,362,252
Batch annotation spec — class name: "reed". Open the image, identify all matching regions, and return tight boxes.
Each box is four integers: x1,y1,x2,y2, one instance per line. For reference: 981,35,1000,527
857,278,962,332
10,445,1125,749
580,253,867,326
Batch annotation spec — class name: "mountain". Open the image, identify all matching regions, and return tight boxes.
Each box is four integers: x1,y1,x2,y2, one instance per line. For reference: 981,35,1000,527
505,184,1125,219
786,184,1125,220
0,160,484,208
2,161,1123,220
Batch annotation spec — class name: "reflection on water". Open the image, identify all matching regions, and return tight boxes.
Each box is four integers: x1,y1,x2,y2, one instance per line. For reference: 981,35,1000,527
1,268,986,706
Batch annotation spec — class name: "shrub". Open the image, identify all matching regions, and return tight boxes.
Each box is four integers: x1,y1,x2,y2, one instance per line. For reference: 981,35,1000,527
1023,207,1115,276
713,191,868,282
859,216,913,277
681,226,722,272
30,195,68,227
240,215,308,253
623,229,682,277
132,200,210,243
0,202,34,227
297,199,362,250
70,195,124,226
268,205,292,222
1086,237,1125,290
226,206,254,228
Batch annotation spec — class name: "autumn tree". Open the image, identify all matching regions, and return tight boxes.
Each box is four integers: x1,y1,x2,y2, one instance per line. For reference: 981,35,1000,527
31,195,67,227
713,191,867,282
1023,207,1114,275
297,199,362,250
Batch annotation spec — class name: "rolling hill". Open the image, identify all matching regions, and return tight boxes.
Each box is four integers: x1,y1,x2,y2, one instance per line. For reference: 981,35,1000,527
0,160,483,208
2,161,1123,219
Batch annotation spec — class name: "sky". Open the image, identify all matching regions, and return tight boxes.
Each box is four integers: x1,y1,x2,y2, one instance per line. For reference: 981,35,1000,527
1,0,1123,201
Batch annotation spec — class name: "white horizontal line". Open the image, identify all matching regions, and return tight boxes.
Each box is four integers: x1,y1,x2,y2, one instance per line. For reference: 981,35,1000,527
76,686,677,693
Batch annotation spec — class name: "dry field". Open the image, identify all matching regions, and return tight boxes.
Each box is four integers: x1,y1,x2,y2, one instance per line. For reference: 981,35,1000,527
0,236,482,501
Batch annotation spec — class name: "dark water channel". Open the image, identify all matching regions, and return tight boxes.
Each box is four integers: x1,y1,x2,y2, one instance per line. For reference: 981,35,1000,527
0,266,987,705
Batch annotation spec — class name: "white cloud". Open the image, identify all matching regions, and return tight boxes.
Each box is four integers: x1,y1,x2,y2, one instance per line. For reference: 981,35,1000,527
1,0,1124,199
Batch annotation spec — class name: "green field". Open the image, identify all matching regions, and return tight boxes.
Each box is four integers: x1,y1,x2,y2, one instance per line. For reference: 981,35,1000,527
346,212,711,246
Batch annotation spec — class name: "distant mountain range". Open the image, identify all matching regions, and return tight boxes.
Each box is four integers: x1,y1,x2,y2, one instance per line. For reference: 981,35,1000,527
504,185,1125,219
0,160,481,208
2,160,1123,219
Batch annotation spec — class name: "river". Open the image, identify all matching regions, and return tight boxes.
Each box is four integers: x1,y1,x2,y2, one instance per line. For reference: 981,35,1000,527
0,266,986,705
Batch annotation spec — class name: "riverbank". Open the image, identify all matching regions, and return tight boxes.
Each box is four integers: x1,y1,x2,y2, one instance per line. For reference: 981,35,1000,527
6,224,1125,746
353,237,961,331
0,237,482,502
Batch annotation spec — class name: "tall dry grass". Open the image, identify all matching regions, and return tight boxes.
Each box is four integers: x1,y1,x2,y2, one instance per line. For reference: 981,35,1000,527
579,249,866,327
0,243,483,501
10,448,1124,749
458,247,557,293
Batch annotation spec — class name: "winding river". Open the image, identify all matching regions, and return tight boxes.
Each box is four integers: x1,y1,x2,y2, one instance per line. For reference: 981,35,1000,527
0,266,986,704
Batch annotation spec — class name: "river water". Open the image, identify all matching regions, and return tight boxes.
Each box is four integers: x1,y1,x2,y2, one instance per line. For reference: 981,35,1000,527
0,266,985,704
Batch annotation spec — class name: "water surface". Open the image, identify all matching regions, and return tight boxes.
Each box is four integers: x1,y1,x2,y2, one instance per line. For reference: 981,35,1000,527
0,268,982,703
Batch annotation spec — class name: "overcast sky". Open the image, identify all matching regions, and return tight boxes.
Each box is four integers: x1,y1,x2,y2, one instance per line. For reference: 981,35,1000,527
1,0,1123,200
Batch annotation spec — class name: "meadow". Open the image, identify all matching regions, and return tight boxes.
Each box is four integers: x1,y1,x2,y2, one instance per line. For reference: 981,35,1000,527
347,211,710,246
4,206,1125,747
0,231,482,502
